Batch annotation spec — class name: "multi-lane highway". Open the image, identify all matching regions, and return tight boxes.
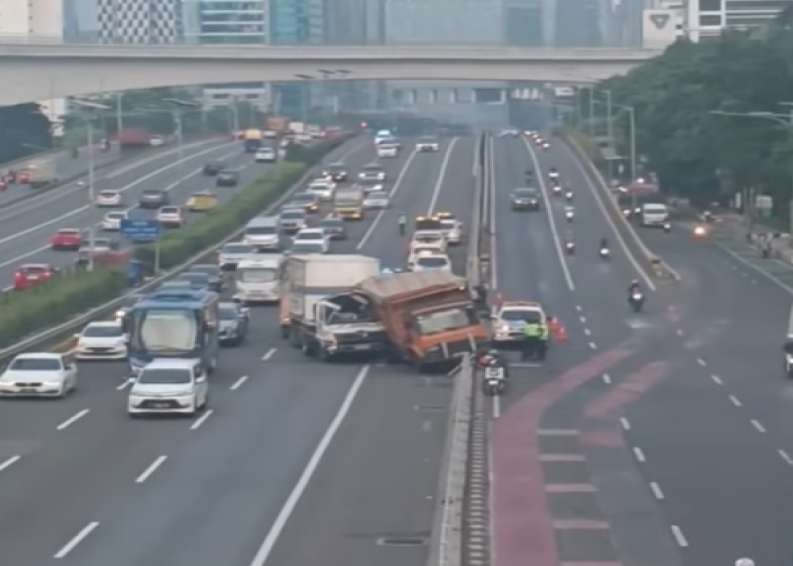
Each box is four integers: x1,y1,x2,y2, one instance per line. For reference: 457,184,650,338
0,135,477,566
490,131,793,566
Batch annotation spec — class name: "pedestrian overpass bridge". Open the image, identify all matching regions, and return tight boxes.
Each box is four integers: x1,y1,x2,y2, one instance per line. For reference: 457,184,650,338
0,41,662,106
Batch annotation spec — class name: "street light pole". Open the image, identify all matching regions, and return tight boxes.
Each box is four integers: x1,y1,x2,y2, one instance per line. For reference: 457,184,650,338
115,93,124,133
627,105,637,211
163,98,199,189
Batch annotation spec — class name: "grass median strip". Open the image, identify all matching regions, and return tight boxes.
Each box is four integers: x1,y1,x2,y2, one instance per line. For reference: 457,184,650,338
0,138,346,350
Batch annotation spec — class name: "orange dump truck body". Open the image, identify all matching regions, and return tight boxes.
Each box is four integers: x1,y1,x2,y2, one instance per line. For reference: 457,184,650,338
356,271,487,367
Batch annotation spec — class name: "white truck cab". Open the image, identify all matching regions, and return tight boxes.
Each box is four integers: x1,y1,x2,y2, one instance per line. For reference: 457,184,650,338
234,256,284,303
640,203,670,227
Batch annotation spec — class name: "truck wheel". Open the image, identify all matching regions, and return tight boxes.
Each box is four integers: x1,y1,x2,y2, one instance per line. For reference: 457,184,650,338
280,325,289,340
289,328,301,349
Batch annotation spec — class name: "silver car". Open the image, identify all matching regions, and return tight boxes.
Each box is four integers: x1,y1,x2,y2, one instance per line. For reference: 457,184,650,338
219,302,249,346
279,207,307,233
363,190,390,209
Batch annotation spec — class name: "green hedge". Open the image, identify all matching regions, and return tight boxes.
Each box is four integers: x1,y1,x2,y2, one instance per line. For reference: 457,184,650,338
0,138,347,350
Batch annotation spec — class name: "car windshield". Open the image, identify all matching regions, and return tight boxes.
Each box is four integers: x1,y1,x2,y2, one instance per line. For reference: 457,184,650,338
515,189,537,197
292,242,323,253
83,324,124,337
137,368,192,384
362,166,382,172
219,306,238,320
246,226,277,235
160,207,179,214
21,266,48,274
135,309,198,352
309,182,330,189
416,256,448,268
501,309,542,323
320,220,343,229
367,191,387,200
239,267,277,282
292,194,315,204
159,281,192,290
296,231,323,241
143,190,163,197
86,239,111,248
99,191,117,197
9,357,62,371
281,210,304,220
107,213,125,219
222,244,253,254
419,136,437,143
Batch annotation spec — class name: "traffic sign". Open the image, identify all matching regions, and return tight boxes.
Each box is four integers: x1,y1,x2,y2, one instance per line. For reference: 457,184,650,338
120,219,161,242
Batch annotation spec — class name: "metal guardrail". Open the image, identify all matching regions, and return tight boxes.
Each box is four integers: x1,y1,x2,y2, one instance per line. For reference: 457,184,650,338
0,139,355,367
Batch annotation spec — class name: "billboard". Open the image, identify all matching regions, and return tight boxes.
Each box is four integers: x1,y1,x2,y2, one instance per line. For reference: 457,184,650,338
642,9,677,49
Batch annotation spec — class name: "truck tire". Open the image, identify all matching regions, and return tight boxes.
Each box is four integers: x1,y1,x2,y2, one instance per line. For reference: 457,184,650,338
289,328,301,349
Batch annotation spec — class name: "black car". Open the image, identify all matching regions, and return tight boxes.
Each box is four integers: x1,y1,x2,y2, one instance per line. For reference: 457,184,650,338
219,302,249,346
139,189,169,209
321,163,348,182
511,188,540,211
186,264,225,292
318,217,347,240
203,160,226,175
173,271,212,291
216,169,239,187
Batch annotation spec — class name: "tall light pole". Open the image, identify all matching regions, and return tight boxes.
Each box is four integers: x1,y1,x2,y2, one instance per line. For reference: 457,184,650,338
115,93,124,133
711,106,793,235
71,98,112,271
163,98,199,187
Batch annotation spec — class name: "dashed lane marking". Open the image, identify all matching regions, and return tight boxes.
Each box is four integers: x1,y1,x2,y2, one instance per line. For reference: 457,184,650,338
53,521,100,559
190,409,214,430
632,447,646,462
0,455,21,473
261,348,276,361
230,375,249,390
57,409,90,431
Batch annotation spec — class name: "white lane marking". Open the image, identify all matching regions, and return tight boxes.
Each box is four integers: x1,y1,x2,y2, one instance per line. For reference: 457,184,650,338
697,358,706,366
632,446,646,462
56,409,90,431
190,409,214,430
670,525,688,547
602,374,611,384
54,521,100,558
729,395,742,407
589,342,597,349
619,417,631,430
116,379,132,390
751,419,766,433
523,138,575,291
562,141,657,290
135,455,167,483
492,394,501,419
230,375,249,390
711,374,723,385
357,149,420,250
426,138,459,215
779,449,793,465
649,481,664,500
0,142,232,265
0,455,21,472
579,316,587,324
583,328,591,336
248,365,369,566
261,348,276,361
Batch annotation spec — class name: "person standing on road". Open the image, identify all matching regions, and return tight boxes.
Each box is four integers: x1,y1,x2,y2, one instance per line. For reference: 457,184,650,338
521,320,543,361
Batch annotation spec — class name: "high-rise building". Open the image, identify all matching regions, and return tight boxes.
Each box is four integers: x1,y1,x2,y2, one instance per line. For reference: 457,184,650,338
96,0,182,43
503,0,545,46
1,0,67,131
684,0,790,40
384,0,510,130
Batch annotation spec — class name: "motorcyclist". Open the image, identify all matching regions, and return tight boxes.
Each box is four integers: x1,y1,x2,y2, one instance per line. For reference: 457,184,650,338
564,206,574,221
482,348,510,377
628,279,641,296
397,214,407,235
600,237,609,251
564,186,574,200
473,281,488,306
548,167,559,180
525,169,533,182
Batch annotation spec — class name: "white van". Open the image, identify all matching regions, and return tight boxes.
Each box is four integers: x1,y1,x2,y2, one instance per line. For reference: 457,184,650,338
640,203,669,227
243,216,280,249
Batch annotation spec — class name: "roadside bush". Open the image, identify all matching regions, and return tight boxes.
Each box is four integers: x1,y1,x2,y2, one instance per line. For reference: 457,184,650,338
0,138,346,351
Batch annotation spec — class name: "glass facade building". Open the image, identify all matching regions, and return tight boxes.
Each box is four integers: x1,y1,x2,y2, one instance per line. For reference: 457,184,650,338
182,0,268,44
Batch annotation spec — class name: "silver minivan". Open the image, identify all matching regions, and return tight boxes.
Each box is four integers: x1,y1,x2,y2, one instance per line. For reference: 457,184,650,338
244,216,280,249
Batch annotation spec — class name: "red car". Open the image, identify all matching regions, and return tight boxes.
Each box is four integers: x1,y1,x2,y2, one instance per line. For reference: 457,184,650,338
14,264,57,290
51,228,83,251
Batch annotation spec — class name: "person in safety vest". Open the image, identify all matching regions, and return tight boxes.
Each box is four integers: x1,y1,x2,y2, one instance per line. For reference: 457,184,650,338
398,214,407,235
521,319,544,361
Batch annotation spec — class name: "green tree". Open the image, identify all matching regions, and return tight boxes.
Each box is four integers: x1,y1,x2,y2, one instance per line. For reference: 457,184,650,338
0,103,53,163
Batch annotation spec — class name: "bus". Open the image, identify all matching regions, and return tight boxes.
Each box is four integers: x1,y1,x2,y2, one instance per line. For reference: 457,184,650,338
126,290,220,376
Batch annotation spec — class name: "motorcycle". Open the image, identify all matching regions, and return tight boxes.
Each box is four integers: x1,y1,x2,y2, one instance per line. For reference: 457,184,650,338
549,172,559,182
483,365,506,396
565,210,574,222
552,185,562,197
629,292,644,313
565,191,573,202
599,247,610,260
564,241,575,255
663,222,671,233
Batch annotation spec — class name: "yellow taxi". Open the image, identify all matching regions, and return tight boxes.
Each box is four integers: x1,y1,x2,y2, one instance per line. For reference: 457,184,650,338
186,191,218,212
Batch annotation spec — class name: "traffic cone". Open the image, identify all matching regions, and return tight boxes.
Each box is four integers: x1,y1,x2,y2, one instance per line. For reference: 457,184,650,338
556,322,568,343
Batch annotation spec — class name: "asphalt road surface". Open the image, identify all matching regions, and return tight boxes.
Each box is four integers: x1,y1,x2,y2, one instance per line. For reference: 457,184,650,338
489,132,784,566
0,136,476,566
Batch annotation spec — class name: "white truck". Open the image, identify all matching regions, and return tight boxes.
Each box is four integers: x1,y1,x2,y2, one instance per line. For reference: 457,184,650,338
640,202,670,227
23,158,59,188
234,255,284,303
284,254,385,360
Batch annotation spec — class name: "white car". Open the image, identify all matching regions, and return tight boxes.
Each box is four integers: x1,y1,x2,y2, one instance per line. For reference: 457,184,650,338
439,218,463,245
0,353,78,398
293,228,330,252
78,237,114,255
411,252,452,273
416,137,440,152
255,147,276,163
128,358,209,417
95,189,122,207
218,242,257,270
101,211,128,231
156,206,184,227
262,130,277,139
358,164,386,182
410,230,447,252
492,301,547,343
296,133,312,144
75,321,128,360
363,190,390,209
376,144,398,158
307,179,335,200
407,244,445,268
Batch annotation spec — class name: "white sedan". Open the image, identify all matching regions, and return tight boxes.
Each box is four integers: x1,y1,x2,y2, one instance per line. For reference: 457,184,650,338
293,228,331,252
156,206,184,227
411,252,452,273
307,179,335,200
95,190,122,207
101,211,128,231
363,190,390,209
75,321,128,360
0,353,78,398
440,218,463,245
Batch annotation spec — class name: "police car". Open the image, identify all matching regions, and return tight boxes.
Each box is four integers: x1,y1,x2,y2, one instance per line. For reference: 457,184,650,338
435,212,462,245
492,301,546,344
407,244,445,268
410,252,452,273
